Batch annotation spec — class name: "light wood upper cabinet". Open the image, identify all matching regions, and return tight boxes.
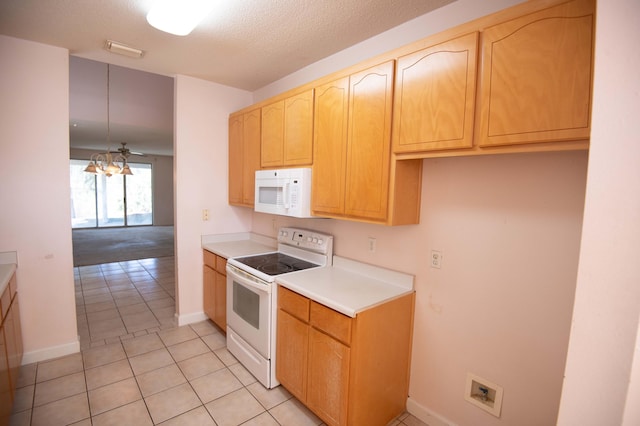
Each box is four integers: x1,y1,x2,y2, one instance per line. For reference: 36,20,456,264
242,109,261,205
261,90,314,168
261,100,285,167
344,61,394,221
478,0,594,147
228,114,244,206
393,32,479,152
311,77,349,216
284,90,314,165
229,108,261,207
312,61,406,223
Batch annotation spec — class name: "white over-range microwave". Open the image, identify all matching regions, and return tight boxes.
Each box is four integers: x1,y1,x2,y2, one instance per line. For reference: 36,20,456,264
254,168,313,218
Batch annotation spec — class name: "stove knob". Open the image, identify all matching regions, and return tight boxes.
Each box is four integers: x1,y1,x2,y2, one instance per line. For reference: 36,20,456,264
313,237,319,243
307,236,312,242
281,231,288,237
318,239,323,245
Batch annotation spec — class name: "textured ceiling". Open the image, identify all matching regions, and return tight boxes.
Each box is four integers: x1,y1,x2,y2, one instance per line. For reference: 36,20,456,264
0,0,454,91
0,0,455,156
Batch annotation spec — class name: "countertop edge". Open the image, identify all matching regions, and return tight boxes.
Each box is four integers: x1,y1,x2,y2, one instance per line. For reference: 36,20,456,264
202,232,277,259
276,258,415,318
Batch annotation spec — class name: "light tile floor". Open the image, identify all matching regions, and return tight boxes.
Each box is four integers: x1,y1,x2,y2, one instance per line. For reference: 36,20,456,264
9,257,429,426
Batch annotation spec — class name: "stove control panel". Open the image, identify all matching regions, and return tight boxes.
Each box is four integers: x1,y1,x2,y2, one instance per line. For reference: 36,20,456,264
278,227,333,255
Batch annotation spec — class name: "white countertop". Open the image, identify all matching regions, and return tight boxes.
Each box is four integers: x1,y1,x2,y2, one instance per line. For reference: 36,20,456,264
202,232,276,259
0,251,18,296
276,256,414,318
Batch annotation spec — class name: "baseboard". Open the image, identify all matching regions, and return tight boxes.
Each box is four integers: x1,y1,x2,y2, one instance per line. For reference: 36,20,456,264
177,311,208,326
22,338,80,365
407,397,459,426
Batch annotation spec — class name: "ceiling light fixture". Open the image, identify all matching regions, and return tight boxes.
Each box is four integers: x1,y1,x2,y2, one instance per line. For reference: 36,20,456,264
84,64,133,177
105,40,144,58
146,0,216,36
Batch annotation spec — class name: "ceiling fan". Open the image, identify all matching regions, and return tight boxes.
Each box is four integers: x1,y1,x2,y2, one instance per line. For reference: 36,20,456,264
110,142,145,158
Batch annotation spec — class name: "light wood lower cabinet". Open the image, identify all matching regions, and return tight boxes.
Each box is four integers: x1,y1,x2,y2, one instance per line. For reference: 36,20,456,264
203,250,227,331
0,272,23,426
276,286,415,426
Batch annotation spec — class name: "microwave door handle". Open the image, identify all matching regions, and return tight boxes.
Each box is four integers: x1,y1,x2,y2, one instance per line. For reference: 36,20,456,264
283,182,291,209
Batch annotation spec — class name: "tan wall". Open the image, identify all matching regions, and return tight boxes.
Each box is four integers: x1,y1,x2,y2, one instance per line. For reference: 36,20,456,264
252,150,587,425
0,35,78,362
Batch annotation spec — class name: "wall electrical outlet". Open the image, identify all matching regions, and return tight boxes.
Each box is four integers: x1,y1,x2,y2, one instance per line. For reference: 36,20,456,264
368,237,377,253
202,209,209,221
464,373,504,418
431,250,442,269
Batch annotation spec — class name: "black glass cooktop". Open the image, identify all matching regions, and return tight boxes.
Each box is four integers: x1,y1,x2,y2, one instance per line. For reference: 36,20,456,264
234,252,320,276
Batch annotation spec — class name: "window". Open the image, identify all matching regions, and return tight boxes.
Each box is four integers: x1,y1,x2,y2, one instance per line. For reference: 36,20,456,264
70,160,153,228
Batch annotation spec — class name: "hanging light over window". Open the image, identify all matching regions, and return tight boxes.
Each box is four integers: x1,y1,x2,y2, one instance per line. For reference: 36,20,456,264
146,0,216,36
84,64,133,177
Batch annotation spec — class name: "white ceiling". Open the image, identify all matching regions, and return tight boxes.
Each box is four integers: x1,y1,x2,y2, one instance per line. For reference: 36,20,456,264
0,0,454,156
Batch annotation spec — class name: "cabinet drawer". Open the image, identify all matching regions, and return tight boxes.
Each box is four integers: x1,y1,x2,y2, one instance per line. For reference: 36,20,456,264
215,256,227,275
278,287,310,322
310,301,352,345
203,250,216,268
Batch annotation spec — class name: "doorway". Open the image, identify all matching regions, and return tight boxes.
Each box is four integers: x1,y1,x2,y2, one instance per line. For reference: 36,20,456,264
70,159,153,228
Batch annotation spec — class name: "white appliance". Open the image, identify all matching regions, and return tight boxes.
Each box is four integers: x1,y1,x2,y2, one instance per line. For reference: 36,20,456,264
254,168,313,218
226,227,333,388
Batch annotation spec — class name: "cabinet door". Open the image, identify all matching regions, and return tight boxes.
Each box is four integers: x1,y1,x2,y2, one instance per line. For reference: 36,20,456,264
393,32,478,152
242,109,262,205
307,327,350,426
0,325,10,426
276,309,309,402
312,77,349,216
203,265,215,321
261,100,285,167
11,293,22,368
284,90,314,165
228,114,244,205
4,303,19,391
478,0,594,147
345,61,394,221
213,271,226,331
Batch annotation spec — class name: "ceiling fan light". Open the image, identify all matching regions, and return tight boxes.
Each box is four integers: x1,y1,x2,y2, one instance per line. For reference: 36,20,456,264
146,0,216,36
121,164,133,175
84,162,99,174
106,162,121,175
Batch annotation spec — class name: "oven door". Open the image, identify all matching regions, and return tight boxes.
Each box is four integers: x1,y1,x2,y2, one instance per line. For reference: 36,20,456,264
226,264,271,359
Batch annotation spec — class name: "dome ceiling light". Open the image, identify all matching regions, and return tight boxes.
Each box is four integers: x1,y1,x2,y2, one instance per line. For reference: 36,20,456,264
146,0,216,36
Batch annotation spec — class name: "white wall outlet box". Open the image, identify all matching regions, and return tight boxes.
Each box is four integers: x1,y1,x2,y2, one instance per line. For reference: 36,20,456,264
430,250,442,268
464,372,504,417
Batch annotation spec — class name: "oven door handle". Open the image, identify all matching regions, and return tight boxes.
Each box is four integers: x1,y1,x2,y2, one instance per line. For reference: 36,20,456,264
227,264,272,294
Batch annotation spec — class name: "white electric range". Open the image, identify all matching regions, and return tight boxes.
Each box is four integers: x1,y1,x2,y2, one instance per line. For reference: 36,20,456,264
225,227,333,388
